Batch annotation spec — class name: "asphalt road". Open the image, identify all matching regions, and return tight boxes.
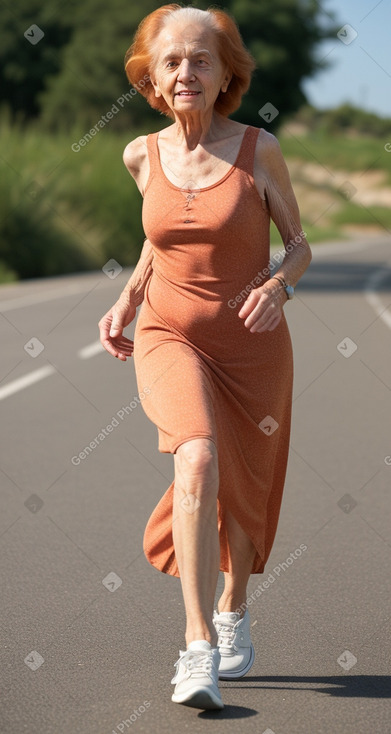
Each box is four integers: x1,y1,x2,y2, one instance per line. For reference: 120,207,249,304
1,236,391,734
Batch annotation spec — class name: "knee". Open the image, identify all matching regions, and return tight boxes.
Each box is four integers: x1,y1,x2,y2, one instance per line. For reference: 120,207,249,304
175,438,218,488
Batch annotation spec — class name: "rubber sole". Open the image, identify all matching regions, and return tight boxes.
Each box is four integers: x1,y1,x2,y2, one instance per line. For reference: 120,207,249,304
218,643,255,680
172,685,224,710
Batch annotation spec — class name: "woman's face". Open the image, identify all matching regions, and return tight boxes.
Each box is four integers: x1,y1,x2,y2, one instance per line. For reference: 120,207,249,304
149,20,230,116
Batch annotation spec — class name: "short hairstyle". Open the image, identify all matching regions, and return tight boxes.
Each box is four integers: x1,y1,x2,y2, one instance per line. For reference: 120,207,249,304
124,4,256,119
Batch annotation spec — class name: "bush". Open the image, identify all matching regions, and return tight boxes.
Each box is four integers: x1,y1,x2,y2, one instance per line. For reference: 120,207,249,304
0,117,150,281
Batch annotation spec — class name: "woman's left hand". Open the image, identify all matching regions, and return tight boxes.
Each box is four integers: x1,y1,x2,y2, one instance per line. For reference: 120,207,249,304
238,280,287,333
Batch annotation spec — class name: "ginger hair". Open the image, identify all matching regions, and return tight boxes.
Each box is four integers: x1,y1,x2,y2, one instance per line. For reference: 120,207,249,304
124,4,256,118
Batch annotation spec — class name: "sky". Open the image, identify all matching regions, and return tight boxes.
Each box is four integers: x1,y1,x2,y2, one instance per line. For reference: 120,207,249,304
302,0,391,117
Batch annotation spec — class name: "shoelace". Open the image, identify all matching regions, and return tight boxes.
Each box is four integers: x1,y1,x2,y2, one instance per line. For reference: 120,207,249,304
173,650,213,679
215,620,237,649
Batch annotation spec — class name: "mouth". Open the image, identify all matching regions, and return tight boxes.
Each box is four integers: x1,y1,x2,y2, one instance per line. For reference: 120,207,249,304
175,91,201,97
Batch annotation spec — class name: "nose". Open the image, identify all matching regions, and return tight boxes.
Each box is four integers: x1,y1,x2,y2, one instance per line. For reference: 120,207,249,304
177,58,196,83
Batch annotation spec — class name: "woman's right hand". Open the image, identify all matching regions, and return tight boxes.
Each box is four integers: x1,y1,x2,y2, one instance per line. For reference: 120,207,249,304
98,293,137,361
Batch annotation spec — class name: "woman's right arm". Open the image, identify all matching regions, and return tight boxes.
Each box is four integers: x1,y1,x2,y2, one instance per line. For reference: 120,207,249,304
117,236,154,308
98,238,153,361
98,136,153,360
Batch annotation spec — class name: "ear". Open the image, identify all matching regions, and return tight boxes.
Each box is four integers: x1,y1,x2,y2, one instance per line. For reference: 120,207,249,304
221,69,232,93
149,75,162,98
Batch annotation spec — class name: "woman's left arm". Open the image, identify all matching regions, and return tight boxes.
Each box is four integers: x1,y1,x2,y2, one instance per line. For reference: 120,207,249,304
238,133,312,333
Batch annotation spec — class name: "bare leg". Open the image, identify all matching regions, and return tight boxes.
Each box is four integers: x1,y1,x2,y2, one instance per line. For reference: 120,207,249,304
173,438,220,648
217,509,257,616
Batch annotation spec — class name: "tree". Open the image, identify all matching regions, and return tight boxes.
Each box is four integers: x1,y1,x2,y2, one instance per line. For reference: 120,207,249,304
39,0,160,132
1,0,336,132
227,0,336,129
0,0,76,121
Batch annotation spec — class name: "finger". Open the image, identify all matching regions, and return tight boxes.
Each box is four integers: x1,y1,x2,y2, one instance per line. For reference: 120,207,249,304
244,293,280,328
101,338,121,357
109,326,123,338
112,348,131,361
238,291,260,319
101,338,132,359
112,342,134,353
114,337,134,348
248,306,280,332
110,312,128,337
112,340,134,354
245,302,275,330
266,313,282,332
252,312,281,333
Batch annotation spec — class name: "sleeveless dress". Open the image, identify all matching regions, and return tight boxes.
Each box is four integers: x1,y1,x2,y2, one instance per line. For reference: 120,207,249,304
133,125,294,577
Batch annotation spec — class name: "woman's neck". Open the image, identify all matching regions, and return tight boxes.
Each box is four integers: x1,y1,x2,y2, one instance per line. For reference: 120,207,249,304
170,110,227,150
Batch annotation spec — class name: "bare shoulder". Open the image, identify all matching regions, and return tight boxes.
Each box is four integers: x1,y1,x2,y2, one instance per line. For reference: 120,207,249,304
123,135,148,175
254,128,285,170
122,135,150,195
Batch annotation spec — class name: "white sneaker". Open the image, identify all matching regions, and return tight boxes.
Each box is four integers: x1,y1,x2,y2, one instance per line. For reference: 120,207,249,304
213,609,255,680
171,640,224,709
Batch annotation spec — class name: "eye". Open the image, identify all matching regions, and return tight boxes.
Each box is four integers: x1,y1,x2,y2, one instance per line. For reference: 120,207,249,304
166,60,178,68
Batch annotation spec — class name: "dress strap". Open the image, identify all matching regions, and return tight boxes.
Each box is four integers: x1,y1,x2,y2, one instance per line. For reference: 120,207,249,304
144,132,160,195
235,126,262,178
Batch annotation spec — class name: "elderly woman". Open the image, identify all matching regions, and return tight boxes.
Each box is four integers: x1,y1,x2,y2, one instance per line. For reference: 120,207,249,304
98,3,311,711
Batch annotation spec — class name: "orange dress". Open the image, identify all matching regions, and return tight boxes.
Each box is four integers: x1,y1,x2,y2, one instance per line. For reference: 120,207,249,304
133,125,294,577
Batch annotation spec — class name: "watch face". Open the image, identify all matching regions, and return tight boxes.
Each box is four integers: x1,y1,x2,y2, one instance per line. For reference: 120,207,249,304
286,285,294,299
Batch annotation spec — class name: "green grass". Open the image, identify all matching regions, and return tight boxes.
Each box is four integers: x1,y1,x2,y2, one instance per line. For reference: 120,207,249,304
279,131,391,185
332,202,391,230
0,118,154,280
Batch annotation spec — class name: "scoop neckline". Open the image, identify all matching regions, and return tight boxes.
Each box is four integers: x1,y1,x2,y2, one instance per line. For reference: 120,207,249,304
155,126,251,192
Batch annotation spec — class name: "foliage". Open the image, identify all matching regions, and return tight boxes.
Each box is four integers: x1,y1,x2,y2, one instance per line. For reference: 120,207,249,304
279,125,391,184
0,117,146,280
227,0,336,129
290,103,391,137
0,0,76,122
0,0,336,131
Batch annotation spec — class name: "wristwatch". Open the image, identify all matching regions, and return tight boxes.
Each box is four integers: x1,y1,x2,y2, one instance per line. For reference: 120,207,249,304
272,275,294,300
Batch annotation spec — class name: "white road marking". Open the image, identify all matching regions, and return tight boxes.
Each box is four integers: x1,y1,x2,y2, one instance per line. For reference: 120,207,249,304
0,281,103,312
0,341,106,402
364,267,391,331
78,340,105,359
0,239,389,402
0,365,56,401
